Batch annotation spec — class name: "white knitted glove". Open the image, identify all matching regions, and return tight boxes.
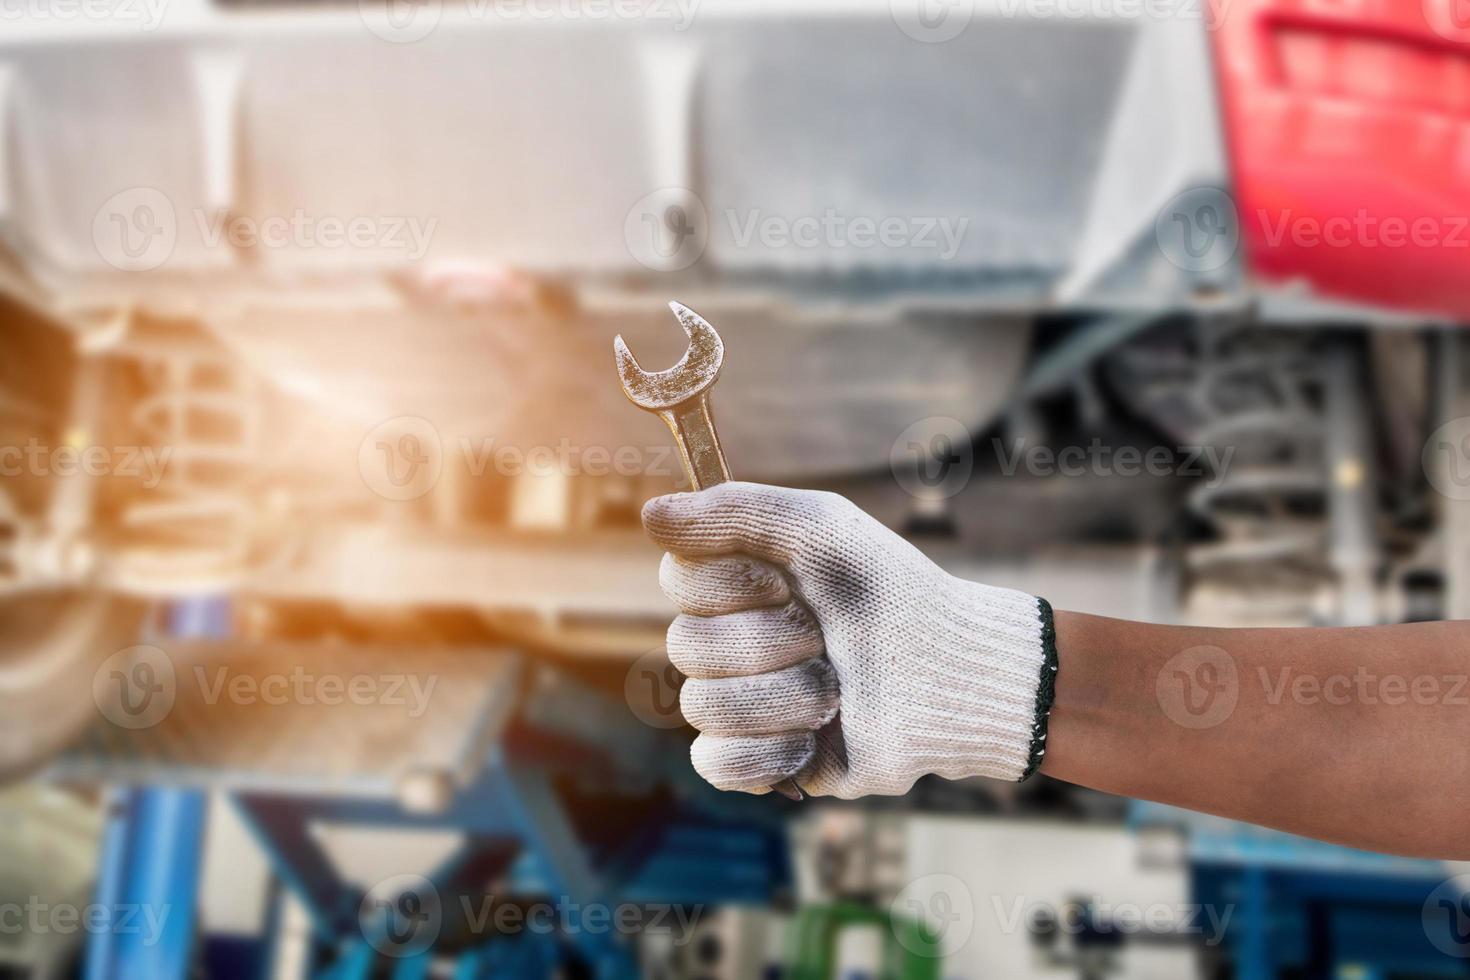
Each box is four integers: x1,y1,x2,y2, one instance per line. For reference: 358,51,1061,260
643,482,1058,799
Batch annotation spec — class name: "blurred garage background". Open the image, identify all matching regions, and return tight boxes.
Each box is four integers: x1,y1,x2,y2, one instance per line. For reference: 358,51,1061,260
4,0,1470,976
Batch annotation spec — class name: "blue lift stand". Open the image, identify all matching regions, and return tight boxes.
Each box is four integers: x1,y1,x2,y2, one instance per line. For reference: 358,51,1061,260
84,598,229,980
62,621,791,979
1132,801,1465,978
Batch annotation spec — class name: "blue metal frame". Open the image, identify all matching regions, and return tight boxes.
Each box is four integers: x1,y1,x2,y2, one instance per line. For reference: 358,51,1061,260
85,787,209,980
83,597,791,979
231,743,790,979
1132,801,1464,979
85,598,230,980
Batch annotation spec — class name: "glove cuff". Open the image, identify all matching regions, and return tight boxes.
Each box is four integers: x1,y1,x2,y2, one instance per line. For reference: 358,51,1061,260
901,585,1059,784
1020,597,1058,780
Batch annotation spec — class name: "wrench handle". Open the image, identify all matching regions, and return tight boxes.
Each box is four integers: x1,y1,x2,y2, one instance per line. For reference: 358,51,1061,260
660,393,730,490
656,393,805,803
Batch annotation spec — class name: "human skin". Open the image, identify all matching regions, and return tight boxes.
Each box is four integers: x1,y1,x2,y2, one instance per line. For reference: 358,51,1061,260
644,481,1469,858
1042,612,1470,859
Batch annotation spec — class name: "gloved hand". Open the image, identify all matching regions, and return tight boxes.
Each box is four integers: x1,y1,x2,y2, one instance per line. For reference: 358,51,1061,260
643,482,1058,799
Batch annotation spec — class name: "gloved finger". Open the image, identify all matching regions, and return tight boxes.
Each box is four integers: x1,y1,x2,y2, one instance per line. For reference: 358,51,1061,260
642,482,845,565
680,658,840,736
659,552,792,616
667,603,825,679
690,731,815,793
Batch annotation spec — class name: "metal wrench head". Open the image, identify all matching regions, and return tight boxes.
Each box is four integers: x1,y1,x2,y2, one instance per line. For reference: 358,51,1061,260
613,301,724,411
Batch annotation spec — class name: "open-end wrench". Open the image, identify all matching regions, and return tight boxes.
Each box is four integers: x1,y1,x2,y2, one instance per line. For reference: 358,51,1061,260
614,301,805,802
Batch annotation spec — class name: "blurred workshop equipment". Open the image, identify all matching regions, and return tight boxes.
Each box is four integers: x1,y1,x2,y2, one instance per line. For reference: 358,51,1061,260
3,0,1470,977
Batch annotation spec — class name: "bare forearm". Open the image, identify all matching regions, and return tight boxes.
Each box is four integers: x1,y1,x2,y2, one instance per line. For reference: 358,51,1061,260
1040,612,1470,858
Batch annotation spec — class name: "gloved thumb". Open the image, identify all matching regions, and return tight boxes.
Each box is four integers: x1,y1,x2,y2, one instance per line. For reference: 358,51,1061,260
641,481,823,564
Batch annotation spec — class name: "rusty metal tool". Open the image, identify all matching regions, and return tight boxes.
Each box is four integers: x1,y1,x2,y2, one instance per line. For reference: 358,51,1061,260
614,301,805,802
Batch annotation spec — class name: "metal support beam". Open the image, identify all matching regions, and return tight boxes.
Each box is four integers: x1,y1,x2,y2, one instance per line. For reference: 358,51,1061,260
1436,329,1470,619
85,598,228,980
231,795,359,939
85,788,208,980
1324,341,1379,625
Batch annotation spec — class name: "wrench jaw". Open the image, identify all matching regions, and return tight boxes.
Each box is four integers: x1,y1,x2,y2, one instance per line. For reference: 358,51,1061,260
612,301,725,411
612,334,663,410
666,300,724,376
